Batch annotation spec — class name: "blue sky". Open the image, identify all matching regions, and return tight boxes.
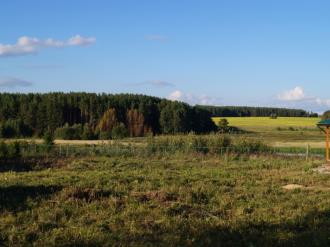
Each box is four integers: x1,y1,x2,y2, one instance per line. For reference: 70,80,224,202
1,0,330,112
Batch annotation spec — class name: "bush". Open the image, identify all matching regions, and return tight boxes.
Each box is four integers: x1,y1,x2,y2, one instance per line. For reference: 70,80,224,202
190,136,209,154
8,141,21,158
0,141,21,159
81,124,96,140
99,131,112,140
322,110,330,120
234,138,270,153
111,123,129,139
55,123,82,140
43,130,54,146
0,142,8,158
0,119,32,138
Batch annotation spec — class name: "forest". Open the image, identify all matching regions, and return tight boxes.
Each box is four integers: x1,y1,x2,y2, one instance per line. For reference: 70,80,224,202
0,93,217,139
196,105,318,118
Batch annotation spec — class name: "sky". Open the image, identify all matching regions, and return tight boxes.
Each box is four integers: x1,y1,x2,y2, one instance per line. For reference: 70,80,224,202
1,0,330,113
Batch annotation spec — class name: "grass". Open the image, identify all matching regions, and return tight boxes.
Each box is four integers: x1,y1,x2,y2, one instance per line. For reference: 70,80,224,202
213,117,324,146
213,117,321,128
1,152,330,246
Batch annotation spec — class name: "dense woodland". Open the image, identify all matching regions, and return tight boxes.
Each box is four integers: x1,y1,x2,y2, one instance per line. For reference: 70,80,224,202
196,105,318,118
0,93,217,139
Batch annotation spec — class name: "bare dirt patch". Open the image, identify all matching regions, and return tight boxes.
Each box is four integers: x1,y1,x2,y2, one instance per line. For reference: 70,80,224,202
282,184,305,190
312,164,330,174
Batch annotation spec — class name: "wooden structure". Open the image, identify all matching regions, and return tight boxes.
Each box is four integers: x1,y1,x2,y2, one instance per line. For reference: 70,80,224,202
317,119,330,163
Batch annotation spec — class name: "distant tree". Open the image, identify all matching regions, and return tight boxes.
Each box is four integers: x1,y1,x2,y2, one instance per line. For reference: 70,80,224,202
97,108,118,133
43,130,54,146
322,110,330,120
126,109,151,137
270,113,278,119
81,124,95,140
217,118,229,133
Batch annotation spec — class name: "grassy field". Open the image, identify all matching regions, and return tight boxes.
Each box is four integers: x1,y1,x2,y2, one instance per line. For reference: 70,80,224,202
213,117,321,129
1,153,330,246
213,117,324,147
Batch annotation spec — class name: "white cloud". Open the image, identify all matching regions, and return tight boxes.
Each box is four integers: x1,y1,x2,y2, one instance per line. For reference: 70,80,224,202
168,90,220,105
168,90,183,101
277,86,330,112
0,77,32,88
277,86,307,101
0,35,96,57
316,98,330,107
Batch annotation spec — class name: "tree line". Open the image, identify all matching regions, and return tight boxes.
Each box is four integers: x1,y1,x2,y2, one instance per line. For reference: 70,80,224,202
0,93,217,139
196,105,318,118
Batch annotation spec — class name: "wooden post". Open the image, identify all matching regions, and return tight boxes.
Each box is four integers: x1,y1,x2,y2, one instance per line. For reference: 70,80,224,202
327,126,330,163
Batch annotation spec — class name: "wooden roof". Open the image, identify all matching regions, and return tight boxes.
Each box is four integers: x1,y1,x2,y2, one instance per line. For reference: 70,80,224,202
317,119,330,126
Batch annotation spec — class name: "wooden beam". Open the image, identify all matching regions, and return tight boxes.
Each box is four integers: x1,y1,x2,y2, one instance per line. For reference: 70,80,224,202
327,126,330,162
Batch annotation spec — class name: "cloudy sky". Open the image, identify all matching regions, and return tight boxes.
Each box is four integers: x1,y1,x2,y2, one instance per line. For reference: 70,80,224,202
1,0,330,113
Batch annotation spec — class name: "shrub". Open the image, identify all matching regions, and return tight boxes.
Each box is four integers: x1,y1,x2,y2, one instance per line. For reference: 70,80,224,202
55,123,82,140
210,135,231,154
217,118,229,133
99,131,112,140
8,141,21,158
190,136,209,154
234,138,270,154
43,130,54,146
111,123,129,139
0,142,8,158
322,110,330,120
81,124,96,140
0,119,32,138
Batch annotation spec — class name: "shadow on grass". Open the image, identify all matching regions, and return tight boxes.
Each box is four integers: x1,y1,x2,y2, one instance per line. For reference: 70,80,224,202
188,211,330,247
0,185,62,212
0,157,66,172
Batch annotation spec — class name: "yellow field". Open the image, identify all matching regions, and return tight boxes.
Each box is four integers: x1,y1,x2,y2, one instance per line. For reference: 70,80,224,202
212,117,320,128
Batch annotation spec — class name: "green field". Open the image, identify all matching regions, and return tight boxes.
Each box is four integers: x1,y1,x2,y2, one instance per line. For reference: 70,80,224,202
213,117,321,129
213,117,324,147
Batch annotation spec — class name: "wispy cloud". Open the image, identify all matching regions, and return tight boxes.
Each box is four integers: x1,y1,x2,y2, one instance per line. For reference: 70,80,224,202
20,64,64,70
0,77,33,88
168,90,221,105
126,80,174,88
0,35,96,57
145,34,168,42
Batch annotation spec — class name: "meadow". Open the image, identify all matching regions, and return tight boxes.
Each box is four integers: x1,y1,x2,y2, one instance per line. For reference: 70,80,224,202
1,118,330,246
213,117,324,147
1,149,330,246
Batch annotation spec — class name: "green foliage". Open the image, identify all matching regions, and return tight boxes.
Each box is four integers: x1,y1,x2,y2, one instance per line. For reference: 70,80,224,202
0,141,22,159
81,124,96,140
197,105,317,117
0,141,8,158
270,113,278,119
0,119,32,138
55,123,82,140
43,130,54,146
98,131,112,140
111,123,129,139
322,110,330,120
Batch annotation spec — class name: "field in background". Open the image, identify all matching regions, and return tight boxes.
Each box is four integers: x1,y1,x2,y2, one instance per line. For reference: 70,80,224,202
213,117,320,129
213,117,324,147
